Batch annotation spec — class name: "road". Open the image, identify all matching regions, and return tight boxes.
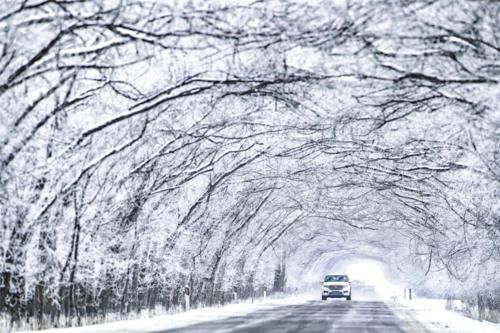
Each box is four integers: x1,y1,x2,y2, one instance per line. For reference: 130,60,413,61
155,298,431,333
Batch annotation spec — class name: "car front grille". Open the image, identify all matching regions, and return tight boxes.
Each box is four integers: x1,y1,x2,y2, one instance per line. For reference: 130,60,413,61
328,285,344,290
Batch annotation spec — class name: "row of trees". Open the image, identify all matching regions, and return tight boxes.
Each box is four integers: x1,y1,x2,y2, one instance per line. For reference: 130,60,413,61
0,0,498,329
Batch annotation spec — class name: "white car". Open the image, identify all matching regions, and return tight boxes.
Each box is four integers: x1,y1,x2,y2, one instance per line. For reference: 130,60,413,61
321,274,352,301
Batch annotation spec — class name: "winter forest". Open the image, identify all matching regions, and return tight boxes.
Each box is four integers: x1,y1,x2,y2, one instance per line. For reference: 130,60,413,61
0,0,499,330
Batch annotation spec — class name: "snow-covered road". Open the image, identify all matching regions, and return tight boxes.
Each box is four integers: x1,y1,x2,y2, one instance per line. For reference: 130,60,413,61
156,300,429,333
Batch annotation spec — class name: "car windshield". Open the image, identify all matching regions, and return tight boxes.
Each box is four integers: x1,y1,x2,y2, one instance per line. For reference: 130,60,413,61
324,275,348,282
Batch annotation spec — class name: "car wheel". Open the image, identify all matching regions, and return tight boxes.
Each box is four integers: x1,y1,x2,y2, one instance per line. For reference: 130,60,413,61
322,296,327,301
346,294,351,301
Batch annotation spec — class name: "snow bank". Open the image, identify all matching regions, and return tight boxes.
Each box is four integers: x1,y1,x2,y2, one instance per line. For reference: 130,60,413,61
396,298,500,333
449,298,500,323
14,293,312,333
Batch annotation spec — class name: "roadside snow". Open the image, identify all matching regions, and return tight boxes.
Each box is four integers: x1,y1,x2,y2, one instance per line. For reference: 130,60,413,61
395,298,500,333
16,294,312,333
16,294,500,333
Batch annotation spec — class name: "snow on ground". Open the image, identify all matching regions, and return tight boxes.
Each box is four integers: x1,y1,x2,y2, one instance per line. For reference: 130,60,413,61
14,292,500,333
16,294,313,333
394,298,500,333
